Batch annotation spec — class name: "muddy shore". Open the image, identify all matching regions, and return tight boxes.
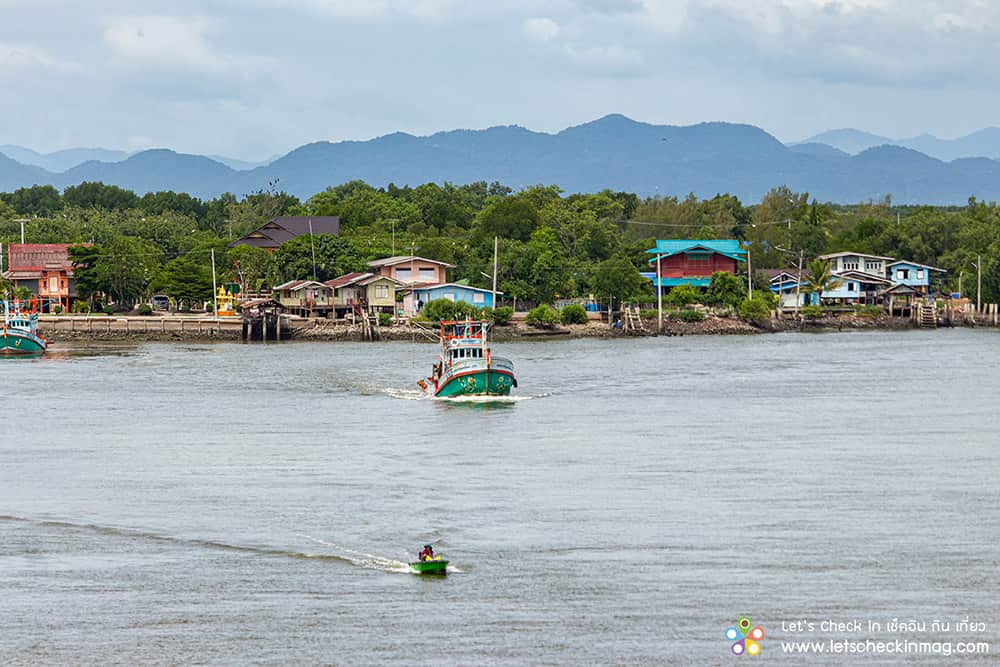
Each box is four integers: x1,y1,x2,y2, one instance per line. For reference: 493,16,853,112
38,313,931,344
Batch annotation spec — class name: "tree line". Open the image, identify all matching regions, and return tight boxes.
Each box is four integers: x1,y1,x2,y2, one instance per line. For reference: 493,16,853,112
1,180,998,310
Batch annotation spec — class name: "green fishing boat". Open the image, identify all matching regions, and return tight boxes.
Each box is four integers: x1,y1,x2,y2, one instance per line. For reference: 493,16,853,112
2,299,47,356
417,319,516,397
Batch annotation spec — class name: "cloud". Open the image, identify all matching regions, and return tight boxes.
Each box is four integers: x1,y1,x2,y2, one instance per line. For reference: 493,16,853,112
523,17,561,42
623,0,1000,87
104,15,239,75
0,41,79,72
237,0,464,21
563,43,644,74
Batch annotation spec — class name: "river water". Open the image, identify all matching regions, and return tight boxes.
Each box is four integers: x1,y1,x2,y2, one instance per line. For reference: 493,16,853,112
1,330,998,665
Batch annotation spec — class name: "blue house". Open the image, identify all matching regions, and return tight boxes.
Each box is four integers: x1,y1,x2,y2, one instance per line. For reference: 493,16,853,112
405,283,499,315
886,261,946,294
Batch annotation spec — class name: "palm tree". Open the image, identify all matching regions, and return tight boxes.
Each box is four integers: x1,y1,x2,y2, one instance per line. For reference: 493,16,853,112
803,258,842,306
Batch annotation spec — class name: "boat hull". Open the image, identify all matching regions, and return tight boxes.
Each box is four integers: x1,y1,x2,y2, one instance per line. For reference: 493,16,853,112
409,560,449,575
0,330,46,355
435,368,515,397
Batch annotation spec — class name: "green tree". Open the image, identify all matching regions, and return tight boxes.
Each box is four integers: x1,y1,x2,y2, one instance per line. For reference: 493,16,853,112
272,234,355,283
151,256,213,308
97,237,164,306
591,252,648,307
228,245,274,295
63,182,139,210
802,258,842,305
68,245,102,304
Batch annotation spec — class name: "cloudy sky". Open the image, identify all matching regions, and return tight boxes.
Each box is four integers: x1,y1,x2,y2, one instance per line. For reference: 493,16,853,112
2,0,998,159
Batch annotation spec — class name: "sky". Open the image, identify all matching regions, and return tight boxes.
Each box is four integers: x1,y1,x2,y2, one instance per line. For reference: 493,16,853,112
2,0,999,160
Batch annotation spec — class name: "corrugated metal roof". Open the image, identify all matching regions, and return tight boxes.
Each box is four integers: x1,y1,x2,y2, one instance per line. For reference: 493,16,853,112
6,243,87,272
645,240,747,260
324,272,371,288
416,282,503,295
651,277,712,287
367,255,455,268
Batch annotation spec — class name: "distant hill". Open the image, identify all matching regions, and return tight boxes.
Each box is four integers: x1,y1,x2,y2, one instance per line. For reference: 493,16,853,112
2,115,1000,204
0,145,130,172
796,127,1000,161
797,129,893,155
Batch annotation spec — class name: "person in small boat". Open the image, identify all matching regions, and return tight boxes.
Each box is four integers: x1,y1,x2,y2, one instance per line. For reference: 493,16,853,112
419,545,435,561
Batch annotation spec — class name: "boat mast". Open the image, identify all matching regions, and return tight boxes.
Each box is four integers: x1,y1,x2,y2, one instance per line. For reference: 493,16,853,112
491,236,498,312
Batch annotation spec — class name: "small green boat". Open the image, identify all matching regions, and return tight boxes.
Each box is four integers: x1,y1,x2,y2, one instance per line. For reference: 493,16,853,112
417,319,516,397
409,559,449,575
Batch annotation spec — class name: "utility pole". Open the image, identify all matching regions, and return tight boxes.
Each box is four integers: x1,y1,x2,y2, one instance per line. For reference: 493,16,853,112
309,218,317,281
15,218,29,244
794,249,804,317
958,271,963,298
656,253,663,334
0,241,4,274
491,236,498,310
211,248,219,320
977,255,982,313
746,243,753,299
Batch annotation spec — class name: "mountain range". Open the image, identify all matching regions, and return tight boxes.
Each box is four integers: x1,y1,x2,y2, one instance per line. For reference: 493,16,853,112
3,115,1000,205
797,128,1000,161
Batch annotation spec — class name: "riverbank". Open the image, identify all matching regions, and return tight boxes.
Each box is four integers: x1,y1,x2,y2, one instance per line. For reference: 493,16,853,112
36,311,982,344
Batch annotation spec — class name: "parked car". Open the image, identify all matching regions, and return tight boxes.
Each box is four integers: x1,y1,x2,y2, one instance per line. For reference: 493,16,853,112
151,295,170,311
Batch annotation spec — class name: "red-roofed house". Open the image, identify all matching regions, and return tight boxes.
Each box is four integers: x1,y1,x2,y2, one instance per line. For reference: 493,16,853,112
3,243,90,312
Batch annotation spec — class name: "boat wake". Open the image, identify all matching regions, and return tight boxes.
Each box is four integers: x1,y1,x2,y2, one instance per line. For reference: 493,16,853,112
0,515,414,573
384,387,539,403
299,534,410,573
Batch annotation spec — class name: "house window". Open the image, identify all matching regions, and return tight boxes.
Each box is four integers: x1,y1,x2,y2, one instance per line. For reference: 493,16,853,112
472,293,485,304
374,285,389,299
395,268,412,280
418,268,436,281
916,269,925,279
848,282,856,292
49,276,59,292
443,293,455,302
897,269,909,280
866,262,880,271
844,261,859,271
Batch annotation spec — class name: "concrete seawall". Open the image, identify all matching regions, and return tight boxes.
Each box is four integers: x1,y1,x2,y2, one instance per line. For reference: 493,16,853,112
39,316,244,340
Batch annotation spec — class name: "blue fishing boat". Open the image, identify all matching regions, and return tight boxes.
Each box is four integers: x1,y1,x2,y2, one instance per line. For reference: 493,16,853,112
1,299,47,355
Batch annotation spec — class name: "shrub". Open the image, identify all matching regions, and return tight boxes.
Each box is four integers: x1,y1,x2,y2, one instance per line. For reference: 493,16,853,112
71,301,90,314
53,305,63,315
137,304,153,316
103,304,116,315
378,312,392,327
560,303,588,324
738,295,772,323
800,305,823,318
705,271,745,308
666,284,700,307
492,306,514,325
420,298,458,321
640,309,658,319
853,304,882,319
673,309,705,322
526,304,561,328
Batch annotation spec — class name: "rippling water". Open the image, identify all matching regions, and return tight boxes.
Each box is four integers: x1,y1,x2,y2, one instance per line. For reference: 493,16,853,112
1,331,998,664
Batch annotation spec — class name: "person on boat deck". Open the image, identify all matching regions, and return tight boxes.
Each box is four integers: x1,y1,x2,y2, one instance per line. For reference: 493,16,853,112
419,545,434,561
